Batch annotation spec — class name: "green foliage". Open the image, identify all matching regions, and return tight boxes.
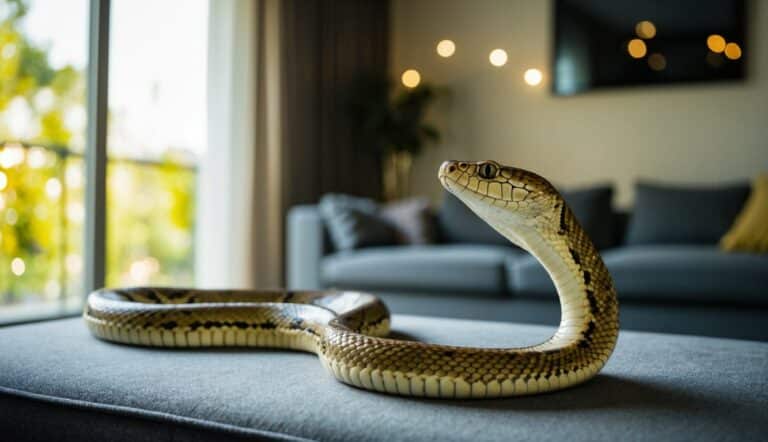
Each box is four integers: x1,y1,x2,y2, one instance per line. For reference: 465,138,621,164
105,160,196,287
345,73,442,156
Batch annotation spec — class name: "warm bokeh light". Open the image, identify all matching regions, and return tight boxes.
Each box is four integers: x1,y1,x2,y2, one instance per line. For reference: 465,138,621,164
627,39,647,59
0,171,7,191
0,143,25,168
635,21,656,39
707,34,726,53
26,147,47,169
523,68,543,86
436,39,456,58
648,53,667,71
724,42,742,60
401,69,421,88
45,177,62,199
489,49,508,67
11,257,26,276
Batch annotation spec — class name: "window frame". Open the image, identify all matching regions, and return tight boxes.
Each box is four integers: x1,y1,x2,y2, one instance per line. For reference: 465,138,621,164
83,0,109,296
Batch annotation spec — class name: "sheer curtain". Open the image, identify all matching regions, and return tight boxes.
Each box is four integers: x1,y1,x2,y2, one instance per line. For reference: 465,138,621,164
196,0,283,288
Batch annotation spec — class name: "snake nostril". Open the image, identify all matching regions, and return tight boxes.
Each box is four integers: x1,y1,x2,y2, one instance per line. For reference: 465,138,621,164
448,166,456,173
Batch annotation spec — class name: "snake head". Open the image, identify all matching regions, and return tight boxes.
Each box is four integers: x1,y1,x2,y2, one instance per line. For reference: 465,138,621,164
438,160,562,247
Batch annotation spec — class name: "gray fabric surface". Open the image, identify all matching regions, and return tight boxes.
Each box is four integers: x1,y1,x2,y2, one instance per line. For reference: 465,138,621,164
322,245,522,292
625,181,750,245
0,388,306,442
510,245,768,304
1,316,767,441
375,293,768,342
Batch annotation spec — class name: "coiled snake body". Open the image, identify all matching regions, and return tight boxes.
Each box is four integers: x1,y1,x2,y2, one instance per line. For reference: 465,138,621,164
85,161,619,398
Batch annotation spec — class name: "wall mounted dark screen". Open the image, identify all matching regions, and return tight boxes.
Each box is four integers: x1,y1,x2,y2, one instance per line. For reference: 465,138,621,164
553,0,746,95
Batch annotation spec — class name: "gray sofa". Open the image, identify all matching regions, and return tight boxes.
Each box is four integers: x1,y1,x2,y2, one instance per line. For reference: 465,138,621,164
287,189,768,341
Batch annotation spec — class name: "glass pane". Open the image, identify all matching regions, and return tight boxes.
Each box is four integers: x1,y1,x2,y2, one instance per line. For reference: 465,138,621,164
0,0,87,322
107,0,207,286
107,161,195,285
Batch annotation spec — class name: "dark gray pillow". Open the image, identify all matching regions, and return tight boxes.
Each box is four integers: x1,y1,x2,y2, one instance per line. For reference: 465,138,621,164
562,185,615,250
319,194,397,251
626,181,751,245
437,185,616,249
437,193,509,245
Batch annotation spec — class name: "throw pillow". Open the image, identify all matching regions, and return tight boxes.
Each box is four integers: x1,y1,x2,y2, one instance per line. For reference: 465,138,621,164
380,197,436,245
319,194,397,251
626,181,750,245
437,192,509,245
720,174,768,253
562,185,616,250
437,185,616,249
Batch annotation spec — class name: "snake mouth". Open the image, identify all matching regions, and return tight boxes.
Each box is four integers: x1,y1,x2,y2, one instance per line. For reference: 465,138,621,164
438,174,458,195
438,161,460,194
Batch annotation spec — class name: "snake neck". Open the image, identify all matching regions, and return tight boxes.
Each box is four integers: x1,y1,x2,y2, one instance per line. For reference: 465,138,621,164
496,207,619,354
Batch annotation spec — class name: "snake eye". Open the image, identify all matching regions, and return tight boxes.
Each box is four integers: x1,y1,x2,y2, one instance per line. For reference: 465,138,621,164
478,162,498,179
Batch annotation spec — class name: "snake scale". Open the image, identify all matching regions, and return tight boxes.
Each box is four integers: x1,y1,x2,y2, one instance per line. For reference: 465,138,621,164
85,160,619,398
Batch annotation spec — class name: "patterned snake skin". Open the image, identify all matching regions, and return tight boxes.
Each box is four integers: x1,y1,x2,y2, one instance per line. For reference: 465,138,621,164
85,161,619,398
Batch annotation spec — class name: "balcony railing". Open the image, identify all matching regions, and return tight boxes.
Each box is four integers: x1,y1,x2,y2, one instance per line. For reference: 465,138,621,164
0,141,197,321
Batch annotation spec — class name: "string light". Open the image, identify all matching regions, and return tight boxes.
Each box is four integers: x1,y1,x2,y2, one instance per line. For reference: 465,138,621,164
489,49,508,67
707,35,726,53
627,39,647,58
401,69,421,88
724,42,742,60
635,21,656,39
524,68,543,86
436,40,456,58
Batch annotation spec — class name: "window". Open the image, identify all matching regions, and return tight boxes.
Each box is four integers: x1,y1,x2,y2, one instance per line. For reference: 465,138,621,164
107,0,207,286
0,0,88,322
0,0,208,323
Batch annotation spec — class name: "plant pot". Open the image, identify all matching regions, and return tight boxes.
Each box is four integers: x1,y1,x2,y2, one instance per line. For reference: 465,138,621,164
382,150,413,201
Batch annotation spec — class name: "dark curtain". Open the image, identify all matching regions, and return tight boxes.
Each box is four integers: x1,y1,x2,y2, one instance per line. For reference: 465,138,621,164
280,0,389,206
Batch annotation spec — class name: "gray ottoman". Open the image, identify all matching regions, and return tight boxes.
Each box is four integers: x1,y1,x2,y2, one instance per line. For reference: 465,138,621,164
1,315,766,441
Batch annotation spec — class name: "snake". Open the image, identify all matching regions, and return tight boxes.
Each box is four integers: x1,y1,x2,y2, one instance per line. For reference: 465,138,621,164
84,160,619,398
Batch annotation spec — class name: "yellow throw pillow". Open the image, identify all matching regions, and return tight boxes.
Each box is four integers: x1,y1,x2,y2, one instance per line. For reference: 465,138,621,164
720,174,768,253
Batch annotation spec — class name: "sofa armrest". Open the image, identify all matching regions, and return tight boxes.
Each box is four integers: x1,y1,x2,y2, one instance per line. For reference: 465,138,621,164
286,205,328,290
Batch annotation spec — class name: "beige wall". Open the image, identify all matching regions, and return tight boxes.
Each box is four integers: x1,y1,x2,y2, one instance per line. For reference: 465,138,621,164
391,0,768,207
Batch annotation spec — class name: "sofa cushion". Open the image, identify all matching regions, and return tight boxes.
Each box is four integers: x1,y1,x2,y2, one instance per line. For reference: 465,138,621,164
438,186,616,249
437,193,509,245
323,245,522,293
1,317,767,441
509,245,768,305
625,181,750,245
561,185,615,250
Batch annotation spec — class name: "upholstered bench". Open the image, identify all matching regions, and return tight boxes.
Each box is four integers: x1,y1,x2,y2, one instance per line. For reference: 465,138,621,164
1,316,766,441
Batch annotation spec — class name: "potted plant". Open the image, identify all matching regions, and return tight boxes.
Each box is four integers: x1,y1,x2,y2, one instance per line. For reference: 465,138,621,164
346,73,441,201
